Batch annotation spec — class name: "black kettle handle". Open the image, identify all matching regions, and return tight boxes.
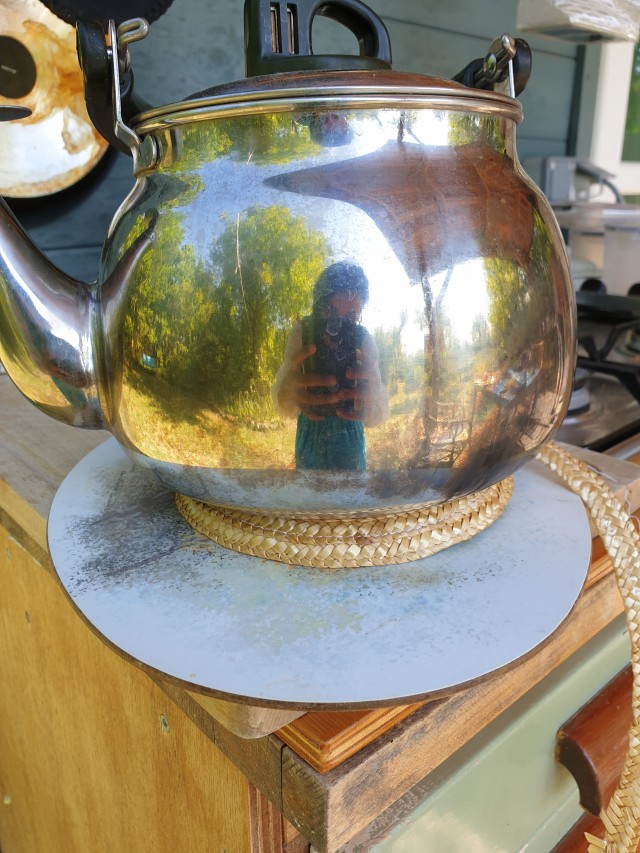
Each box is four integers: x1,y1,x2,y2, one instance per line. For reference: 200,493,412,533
244,0,392,77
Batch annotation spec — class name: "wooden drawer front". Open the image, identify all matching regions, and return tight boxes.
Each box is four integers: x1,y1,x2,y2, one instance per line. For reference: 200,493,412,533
552,812,606,852
556,664,632,815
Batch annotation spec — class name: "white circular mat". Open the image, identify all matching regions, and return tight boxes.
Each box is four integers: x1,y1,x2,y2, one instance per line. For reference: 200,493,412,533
48,439,591,709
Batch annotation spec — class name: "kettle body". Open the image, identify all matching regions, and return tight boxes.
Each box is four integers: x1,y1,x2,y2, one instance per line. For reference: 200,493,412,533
90,73,575,510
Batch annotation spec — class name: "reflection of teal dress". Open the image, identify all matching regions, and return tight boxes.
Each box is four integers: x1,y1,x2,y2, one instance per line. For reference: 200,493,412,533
295,317,366,471
295,413,366,470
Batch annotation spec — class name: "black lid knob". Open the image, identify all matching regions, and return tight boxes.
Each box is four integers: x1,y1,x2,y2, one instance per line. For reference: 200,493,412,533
244,0,392,77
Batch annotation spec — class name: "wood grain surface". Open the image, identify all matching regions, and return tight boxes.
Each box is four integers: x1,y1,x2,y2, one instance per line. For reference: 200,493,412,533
0,379,107,549
0,525,252,853
188,691,304,739
552,812,640,852
276,703,427,774
552,812,608,852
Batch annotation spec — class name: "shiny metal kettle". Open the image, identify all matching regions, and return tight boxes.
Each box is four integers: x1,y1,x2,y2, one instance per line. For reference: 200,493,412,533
0,0,576,512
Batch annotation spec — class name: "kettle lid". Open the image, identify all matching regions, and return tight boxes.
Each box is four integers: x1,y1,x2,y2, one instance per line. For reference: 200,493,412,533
71,0,532,156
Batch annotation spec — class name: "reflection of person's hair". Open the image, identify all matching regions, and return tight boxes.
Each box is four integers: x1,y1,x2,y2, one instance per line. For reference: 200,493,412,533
272,260,389,470
312,262,369,315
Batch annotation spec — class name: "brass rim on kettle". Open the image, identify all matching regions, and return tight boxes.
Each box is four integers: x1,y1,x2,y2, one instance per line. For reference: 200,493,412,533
134,84,523,136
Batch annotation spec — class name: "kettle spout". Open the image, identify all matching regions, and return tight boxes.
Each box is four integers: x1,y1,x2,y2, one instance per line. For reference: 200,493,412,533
0,197,105,428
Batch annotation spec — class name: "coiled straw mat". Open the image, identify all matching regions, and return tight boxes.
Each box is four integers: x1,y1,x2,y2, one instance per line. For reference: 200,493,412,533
176,477,513,568
177,440,640,850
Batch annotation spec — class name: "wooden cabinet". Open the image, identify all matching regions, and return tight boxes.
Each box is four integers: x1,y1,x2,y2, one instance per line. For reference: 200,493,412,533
0,522,307,853
2,379,640,852
0,381,306,853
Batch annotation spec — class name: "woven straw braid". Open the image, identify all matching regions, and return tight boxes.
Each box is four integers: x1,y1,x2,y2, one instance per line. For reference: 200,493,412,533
176,477,513,569
536,441,640,853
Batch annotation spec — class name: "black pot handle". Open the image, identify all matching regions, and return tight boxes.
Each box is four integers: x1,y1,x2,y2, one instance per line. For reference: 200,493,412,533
244,0,392,77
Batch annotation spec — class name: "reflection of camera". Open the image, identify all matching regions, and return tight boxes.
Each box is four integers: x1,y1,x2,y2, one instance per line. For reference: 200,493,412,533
305,316,362,417
308,113,354,147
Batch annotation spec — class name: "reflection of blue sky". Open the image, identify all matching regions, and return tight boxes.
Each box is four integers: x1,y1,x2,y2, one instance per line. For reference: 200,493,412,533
178,110,457,356
430,259,491,346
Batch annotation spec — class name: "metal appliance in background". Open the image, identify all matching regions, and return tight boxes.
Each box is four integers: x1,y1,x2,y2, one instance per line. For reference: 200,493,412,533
555,290,640,454
532,157,640,294
530,156,623,208
532,156,640,456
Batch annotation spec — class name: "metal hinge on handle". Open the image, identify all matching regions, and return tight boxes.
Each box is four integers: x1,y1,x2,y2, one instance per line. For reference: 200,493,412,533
108,18,158,174
453,33,532,98
477,34,518,97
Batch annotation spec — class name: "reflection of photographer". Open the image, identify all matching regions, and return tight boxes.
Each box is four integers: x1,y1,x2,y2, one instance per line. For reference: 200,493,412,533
273,263,388,470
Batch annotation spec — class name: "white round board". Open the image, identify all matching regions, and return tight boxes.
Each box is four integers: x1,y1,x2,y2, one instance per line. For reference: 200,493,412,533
48,439,591,708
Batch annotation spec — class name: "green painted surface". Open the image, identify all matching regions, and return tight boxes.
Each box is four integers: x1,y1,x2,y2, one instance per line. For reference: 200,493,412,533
349,616,630,852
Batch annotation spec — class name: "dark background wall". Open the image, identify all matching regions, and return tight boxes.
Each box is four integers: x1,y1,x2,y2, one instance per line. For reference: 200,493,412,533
7,0,582,282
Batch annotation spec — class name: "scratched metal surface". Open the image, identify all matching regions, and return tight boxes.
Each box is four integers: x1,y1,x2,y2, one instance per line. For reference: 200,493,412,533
47,439,591,709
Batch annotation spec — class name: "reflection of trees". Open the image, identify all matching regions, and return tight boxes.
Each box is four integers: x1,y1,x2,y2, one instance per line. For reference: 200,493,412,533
122,204,329,422
397,111,507,155
422,268,453,415
207,205,329,415
448,113,508,154
484,209,556,358
123,212,213,387
164,114,323,170
374,312,407,394
410,207,562,469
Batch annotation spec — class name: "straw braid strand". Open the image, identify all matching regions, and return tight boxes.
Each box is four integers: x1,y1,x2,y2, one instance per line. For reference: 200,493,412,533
176,477,513,569
536,441,640,853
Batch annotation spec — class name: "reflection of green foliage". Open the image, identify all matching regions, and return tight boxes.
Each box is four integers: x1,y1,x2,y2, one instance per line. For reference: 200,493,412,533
151,171,205,207
123,212,213,387
234,114,322,164
116,174,204,265
623,43,640,161
485,209,553,347
484,256,528,344
163,114,323,170
374,313,407,395
121,203,329,425
448,114,507,153
207,205,329,415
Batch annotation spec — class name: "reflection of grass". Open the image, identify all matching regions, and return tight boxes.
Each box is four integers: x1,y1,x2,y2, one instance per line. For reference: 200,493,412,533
117,373,429,471
366,383,426,467
369,422,424,468
388,384,421,418
223,385,280,426
105,362,549,474
118,375,297,468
